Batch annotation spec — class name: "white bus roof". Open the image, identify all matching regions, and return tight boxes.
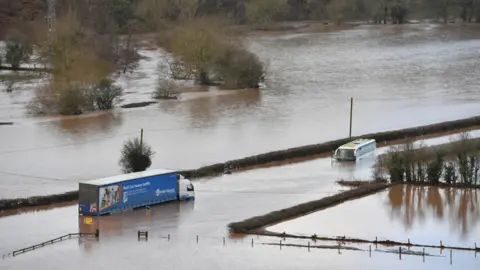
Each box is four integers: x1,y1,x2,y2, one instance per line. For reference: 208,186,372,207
337,138,375,150
80,168,177,186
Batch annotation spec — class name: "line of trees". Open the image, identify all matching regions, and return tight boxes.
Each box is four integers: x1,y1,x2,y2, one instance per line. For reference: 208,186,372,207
3,0,480,38
2,0,266,115
374,133,480,186
54,0,480,29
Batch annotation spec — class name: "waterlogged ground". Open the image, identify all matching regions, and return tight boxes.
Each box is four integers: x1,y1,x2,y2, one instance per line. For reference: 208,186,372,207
1,23,480,269
268,185,480,248
1,135,480,269
1,236,478,269
1,24,480,199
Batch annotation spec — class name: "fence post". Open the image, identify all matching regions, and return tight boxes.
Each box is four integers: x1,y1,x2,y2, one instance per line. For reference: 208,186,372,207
399,247,402,260
168,234,170,241
450,250,453,265
423,248,425,263
196,235,199,244
223,237,225,246
308,241,310,252
251,238,254,247
369,245,371,257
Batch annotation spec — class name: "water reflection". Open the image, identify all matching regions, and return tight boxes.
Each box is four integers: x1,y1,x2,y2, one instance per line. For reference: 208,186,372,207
387,185,480,238
78,201,195,237
48,111,123,137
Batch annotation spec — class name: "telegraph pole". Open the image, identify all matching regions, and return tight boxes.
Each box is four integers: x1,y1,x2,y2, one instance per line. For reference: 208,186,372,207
349,97,353,138
46,0,56,41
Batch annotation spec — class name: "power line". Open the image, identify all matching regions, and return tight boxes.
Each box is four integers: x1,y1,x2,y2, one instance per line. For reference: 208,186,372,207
0,171,76,183
0,101,342,155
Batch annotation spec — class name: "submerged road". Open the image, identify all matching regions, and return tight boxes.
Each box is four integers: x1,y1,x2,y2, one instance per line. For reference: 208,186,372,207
1,133,478,269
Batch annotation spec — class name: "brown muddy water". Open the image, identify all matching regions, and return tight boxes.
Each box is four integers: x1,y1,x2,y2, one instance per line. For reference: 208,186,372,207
268,185,480,248
1,135,479,269
2,24,480,198
1,23,480,269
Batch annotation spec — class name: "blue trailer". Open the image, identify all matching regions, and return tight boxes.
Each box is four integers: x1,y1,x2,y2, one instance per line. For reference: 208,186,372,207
78,169,195,216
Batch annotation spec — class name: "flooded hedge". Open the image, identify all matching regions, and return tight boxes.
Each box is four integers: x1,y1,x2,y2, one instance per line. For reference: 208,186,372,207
0,191,78,211
228,183,390,233
181,115,480,179
2,115,480,212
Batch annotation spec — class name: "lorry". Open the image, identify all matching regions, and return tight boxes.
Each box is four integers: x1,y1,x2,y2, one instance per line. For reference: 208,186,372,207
78,169,195,216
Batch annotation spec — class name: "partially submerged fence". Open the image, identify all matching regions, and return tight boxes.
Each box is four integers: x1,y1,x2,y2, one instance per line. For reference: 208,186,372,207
2,230,99,258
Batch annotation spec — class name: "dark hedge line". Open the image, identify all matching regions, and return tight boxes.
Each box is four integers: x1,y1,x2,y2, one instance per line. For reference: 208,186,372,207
228,183,390,233
2,115,480,212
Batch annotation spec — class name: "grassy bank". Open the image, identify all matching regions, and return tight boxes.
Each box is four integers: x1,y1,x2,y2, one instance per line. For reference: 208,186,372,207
228,182,390,234
3,115,480,212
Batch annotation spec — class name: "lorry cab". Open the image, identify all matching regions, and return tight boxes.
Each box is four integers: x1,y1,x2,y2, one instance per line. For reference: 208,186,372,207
178,174,195,201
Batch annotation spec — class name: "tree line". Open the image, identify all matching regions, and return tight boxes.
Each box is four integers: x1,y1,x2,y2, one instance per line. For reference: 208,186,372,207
53,0,480,29
374,133,480,186
0,0,266,116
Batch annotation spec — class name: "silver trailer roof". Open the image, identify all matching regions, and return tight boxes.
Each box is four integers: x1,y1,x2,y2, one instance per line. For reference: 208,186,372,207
80,168,177,186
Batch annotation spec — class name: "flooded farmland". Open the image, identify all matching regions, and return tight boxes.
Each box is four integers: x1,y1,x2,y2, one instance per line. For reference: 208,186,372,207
1,23,480,269
267,185,480,248
2,24,480,198
1,135,480,269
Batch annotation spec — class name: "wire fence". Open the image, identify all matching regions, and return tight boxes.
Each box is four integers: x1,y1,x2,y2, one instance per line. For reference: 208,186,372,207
3,230,478,266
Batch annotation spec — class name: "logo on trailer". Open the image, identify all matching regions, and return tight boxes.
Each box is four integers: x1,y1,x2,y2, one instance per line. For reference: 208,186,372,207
123,192,128,203
156,189,160,196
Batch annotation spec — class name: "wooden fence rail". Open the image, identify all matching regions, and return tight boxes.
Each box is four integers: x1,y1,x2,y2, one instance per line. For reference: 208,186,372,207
4,231,99,258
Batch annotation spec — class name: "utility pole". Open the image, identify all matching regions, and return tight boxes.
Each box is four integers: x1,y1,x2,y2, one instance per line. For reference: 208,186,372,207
46,0,56,41
349,97,353,138
140,128,144,154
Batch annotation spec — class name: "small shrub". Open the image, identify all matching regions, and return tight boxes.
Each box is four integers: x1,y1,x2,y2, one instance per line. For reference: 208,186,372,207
29,78,122,115
90,78,123,110
215,46,264,89
58,87,85,115
119,138,155,173
4,30,32,69
153,78,179,99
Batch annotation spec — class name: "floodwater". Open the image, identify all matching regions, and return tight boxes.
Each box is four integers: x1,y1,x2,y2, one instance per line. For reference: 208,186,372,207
1,136,479,269
1,23,480,269
268,185,480,248
2,24,480,199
